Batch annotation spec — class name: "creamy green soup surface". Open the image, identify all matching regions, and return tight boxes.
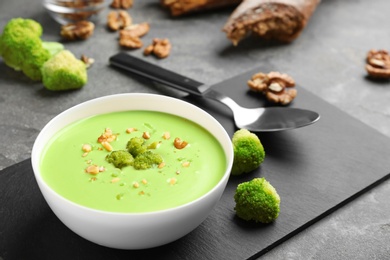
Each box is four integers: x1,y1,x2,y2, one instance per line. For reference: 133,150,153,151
40,110,227,213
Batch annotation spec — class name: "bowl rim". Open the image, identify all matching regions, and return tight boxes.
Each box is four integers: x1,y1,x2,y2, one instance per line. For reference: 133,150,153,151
31,93,234,216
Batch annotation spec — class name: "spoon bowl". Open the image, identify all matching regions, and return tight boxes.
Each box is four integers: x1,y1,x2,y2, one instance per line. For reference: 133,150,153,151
201,88,319,132
109,53,320,132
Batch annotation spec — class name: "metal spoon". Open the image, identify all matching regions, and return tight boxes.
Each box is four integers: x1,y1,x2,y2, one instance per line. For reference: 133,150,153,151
109,52,320,132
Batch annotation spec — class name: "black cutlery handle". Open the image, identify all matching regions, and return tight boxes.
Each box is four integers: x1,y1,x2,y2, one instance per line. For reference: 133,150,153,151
109,52,208,96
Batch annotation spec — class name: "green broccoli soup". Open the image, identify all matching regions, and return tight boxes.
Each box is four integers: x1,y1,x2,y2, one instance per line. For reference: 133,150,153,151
40,110,227,213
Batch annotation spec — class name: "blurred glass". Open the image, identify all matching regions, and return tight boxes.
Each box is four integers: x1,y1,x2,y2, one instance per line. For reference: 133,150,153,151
43,0,111,24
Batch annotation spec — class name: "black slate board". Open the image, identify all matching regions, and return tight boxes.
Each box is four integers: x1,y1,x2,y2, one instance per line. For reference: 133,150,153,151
1,67,390,260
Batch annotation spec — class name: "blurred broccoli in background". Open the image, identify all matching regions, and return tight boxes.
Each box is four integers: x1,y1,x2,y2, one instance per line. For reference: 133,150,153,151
231,129,265,175
41,50,87,91
0,17,88,90
0,18,63,81
234,177,280,223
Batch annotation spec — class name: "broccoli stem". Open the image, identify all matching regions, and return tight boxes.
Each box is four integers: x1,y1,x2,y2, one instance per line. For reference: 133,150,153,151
42,41,64,56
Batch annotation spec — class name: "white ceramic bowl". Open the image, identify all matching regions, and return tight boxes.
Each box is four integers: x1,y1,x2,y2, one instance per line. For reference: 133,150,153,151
31,93,233,250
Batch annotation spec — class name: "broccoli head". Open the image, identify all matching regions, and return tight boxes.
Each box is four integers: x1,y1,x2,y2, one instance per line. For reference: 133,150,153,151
0,18,63,81
41,50,87,91
231,129,265,175
106,150,134,169
133,151,163,170
106,137,163,170
126,137,147,157
234,177,280,223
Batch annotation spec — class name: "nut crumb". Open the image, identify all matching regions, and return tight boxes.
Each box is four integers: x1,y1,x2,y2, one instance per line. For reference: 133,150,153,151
126,127,137,133
80,54,95,69
101,141,113,151
97,128,117,151
142,131,151,139
85,165,100,174
162,131,170,140
182,161,190,167
167,177,177,185
89,177,97,182
173,137,188,149
97,128,117,150
111,177,120,183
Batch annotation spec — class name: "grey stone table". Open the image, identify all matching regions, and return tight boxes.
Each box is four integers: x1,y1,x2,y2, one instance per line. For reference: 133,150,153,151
1,0,390,259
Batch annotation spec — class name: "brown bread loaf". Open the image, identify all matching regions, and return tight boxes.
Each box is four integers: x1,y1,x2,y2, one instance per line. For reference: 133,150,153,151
161,0,241,16
223,0,321,45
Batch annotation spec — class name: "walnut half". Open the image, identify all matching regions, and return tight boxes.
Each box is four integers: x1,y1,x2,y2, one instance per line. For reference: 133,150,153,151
119,23,150,49
366,49,390,78
60,20,95,40
248,71,297,105
107,10,132,31
144,38,172,59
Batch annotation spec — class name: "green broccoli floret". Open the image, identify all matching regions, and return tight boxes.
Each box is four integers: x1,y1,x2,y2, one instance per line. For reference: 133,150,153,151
126,137,147,157
231,129,265,175
106,137,163,170
0,18,64,81
41,50,87,91
1,18,87,91
133,151,163,170
106,150,134,169
234,177,280,223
